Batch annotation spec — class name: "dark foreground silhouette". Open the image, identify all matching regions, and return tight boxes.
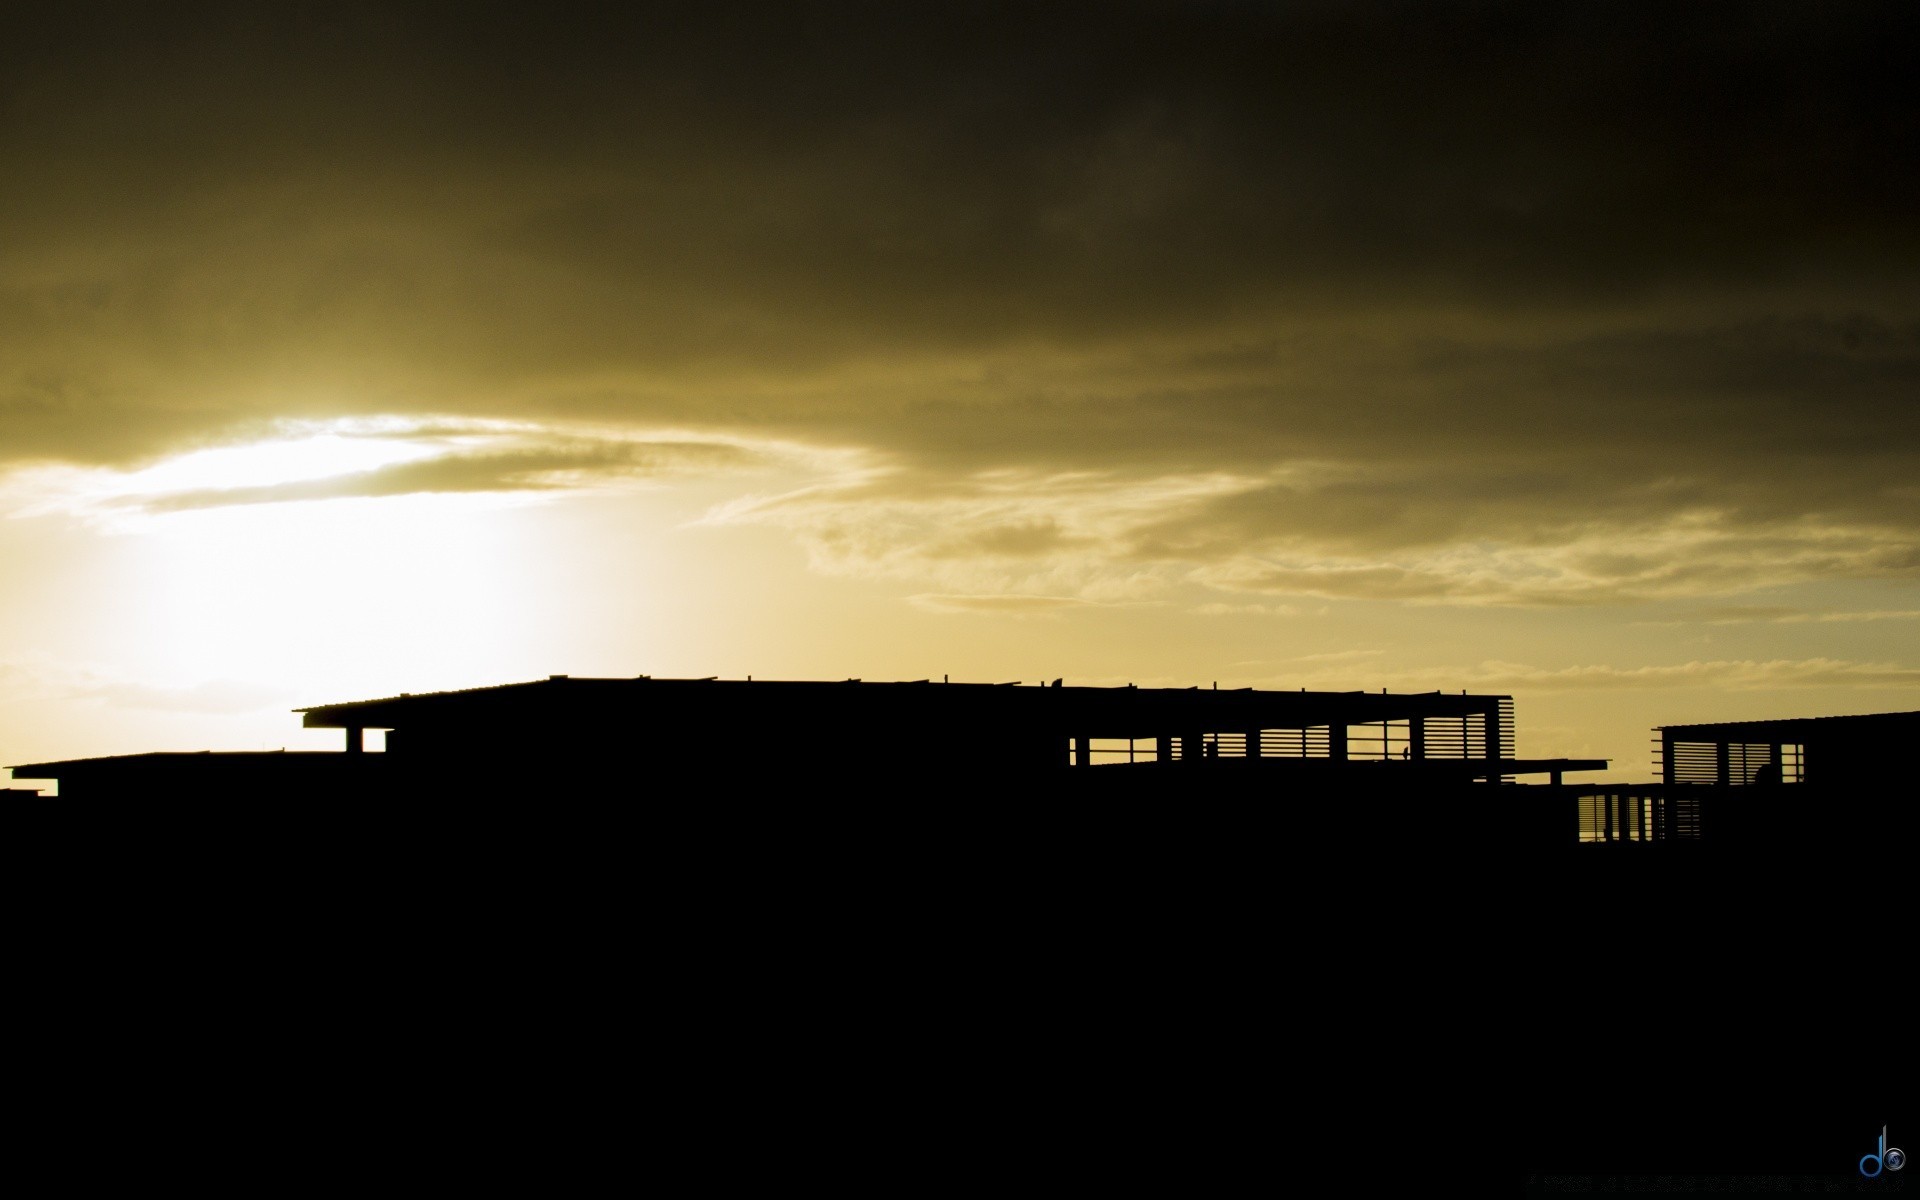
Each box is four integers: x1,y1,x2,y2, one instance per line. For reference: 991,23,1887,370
9,679,1912,1188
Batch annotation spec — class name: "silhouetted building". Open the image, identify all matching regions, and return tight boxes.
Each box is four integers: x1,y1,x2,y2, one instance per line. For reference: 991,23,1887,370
9,674,1604,806
1574,710,1920,849
1657,710,1920,790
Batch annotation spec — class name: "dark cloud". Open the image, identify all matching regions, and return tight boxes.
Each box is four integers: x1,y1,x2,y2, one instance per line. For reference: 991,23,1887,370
3,2,1917,604
7,4,1914,368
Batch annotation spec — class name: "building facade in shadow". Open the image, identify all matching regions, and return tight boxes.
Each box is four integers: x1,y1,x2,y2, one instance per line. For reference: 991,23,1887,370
1569,710,1918,851
11,674,1602,815
16,676,1914,861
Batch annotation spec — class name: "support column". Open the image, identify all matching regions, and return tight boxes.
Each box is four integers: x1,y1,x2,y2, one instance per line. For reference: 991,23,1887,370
1073,736,1091,768
346,726,365,755
1410,717,1427,762
1327,725,1347,762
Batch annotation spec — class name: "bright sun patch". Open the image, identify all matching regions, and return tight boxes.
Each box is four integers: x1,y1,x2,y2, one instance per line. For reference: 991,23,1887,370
117,431,440,496
2,418,458,524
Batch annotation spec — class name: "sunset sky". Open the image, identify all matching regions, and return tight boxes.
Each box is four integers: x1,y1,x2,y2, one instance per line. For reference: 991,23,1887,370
5,2,1918,782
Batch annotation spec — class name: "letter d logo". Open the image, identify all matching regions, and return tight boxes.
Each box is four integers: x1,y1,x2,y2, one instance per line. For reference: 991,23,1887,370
1862,1125,1907,1178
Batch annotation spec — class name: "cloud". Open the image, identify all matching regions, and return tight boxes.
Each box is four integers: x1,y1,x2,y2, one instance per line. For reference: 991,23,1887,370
713,467,1248,598
0,658,292,714
1259,657,1920,694
921,517,1093,560
1,419,817,523
138,437,758,512
908,593,1098,616
713,447,1917,607
1462,659,1920,693
7,6,1919,444
1191,602,1300,617
72,678,292,715
1654,607,1920,626
1,4,1916,613
1188,533,1920,608
1293,650,1385,663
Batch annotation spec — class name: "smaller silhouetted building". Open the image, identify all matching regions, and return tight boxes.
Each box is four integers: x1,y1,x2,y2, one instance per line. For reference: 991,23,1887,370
1576,710,1919,849
1657,710,1920,791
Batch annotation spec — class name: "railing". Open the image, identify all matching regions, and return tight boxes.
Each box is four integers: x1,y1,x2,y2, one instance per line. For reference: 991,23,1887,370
1080,710,1512,768
1575,785,1700,842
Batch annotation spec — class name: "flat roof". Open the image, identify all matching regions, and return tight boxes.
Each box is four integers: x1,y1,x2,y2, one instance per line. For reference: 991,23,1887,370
9,751,379,778
295,674,1517,733
1657,710,1920,739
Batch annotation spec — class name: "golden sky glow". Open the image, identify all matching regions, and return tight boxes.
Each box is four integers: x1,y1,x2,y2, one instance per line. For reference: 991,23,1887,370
5,3,1920,782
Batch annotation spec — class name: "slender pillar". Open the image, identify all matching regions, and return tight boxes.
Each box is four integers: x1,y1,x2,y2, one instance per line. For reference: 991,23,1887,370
1410,717,1426,761
346,726,365,755
1074,736,1091,768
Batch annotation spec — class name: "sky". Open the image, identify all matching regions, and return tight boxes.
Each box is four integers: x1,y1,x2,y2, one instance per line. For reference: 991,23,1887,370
5,1,1919,782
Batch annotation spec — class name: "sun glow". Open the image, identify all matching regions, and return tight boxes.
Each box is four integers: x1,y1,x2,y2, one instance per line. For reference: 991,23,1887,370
127,491,528,688
0,417,850,762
